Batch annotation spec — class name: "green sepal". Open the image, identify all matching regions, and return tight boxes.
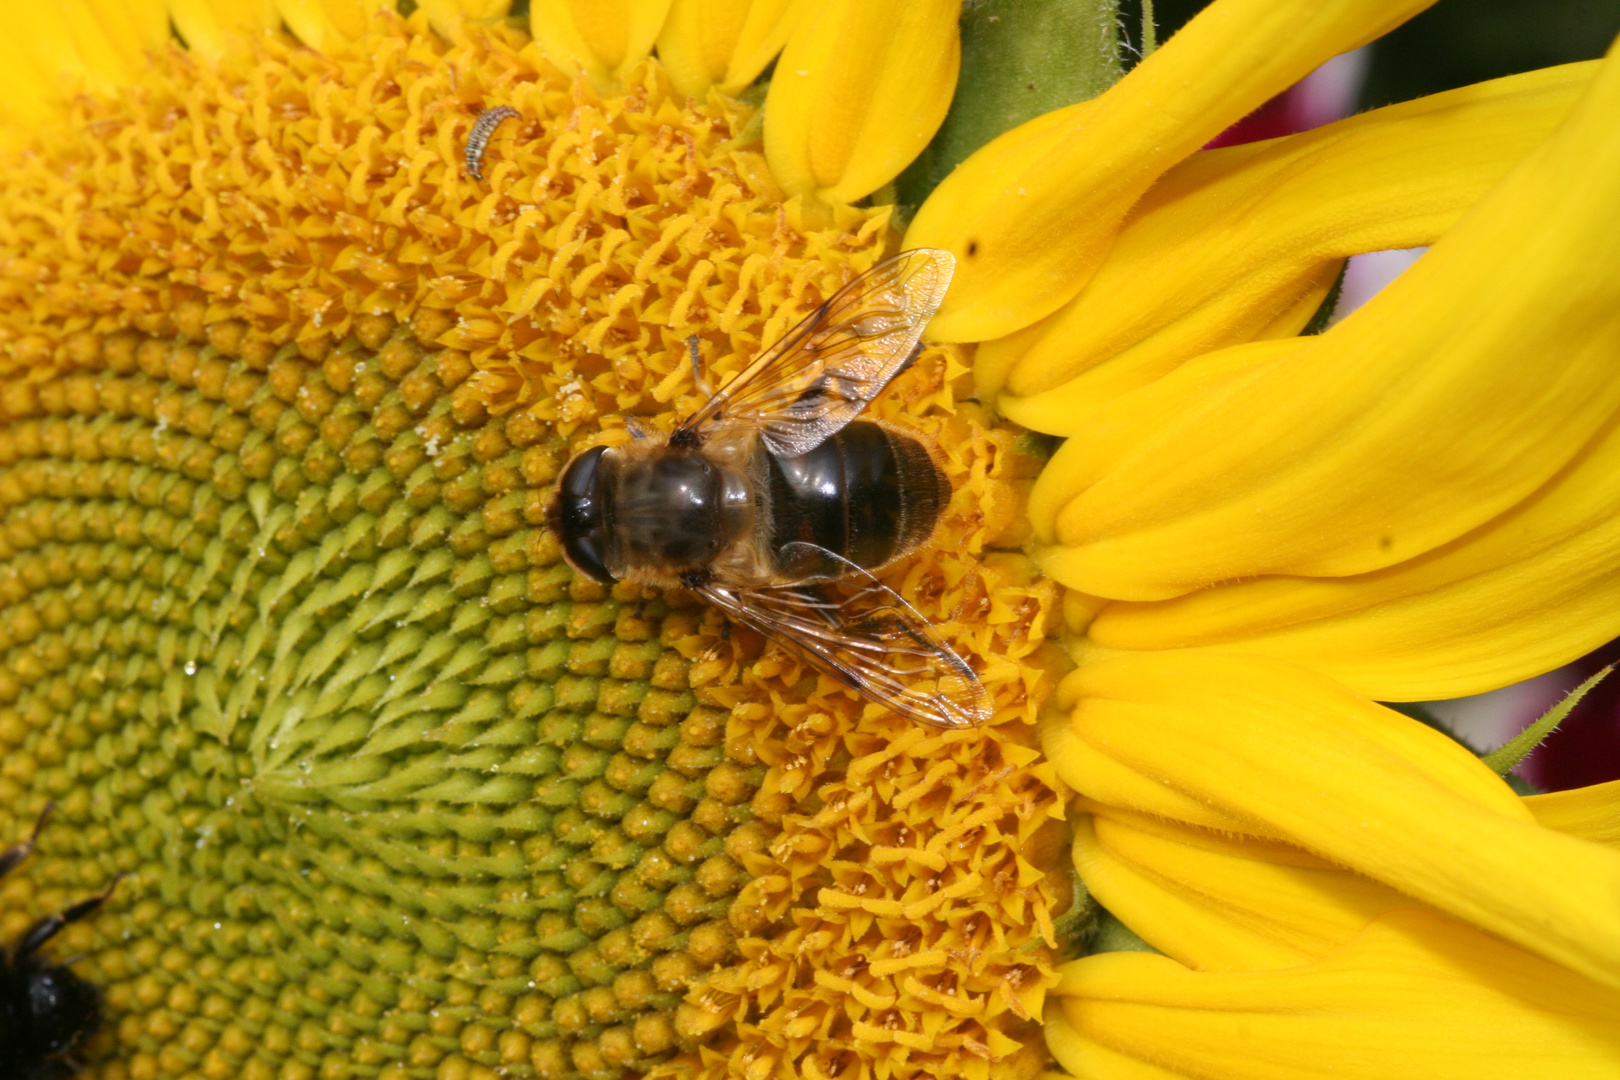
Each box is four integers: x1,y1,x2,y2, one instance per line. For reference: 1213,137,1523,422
1139,0,1156,56
1086,908,1162,956
895,0,1123,210
1301,259,1349,335
1481,665,1613,777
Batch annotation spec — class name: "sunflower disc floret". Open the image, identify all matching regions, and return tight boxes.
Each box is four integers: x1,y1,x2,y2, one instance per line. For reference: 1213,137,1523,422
0,14,1064,1080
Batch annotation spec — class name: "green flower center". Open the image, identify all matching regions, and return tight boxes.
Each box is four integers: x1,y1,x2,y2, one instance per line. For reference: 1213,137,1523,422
1,315,768,1078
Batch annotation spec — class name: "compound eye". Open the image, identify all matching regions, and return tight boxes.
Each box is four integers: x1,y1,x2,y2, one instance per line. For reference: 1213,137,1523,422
555,446,617,583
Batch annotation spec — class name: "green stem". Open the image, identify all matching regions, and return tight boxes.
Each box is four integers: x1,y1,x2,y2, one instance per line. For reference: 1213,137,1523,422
895,0,1125,210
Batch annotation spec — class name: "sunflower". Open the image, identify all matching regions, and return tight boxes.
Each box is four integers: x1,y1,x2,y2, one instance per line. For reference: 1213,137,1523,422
1,2,1618,1080
0,4,1061,1080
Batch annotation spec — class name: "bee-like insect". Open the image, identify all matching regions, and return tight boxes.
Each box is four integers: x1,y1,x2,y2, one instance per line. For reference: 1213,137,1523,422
550,249,990,728
1,806,120,1080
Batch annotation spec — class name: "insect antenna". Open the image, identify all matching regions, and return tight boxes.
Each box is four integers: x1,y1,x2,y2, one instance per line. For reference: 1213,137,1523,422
15,873,126,960
0,802,53,880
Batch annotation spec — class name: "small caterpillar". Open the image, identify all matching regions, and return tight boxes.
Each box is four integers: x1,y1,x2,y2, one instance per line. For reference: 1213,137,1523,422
465,105,521,181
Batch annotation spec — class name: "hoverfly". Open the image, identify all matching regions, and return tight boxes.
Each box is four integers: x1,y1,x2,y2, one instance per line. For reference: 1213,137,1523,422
1,805,121,1080
549,249,990,729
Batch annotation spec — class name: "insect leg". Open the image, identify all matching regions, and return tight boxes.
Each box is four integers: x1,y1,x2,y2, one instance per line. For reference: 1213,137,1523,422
15,873,126,960
891,340,925,380
465,105,521,182
0,802,53,880
687,334,716,399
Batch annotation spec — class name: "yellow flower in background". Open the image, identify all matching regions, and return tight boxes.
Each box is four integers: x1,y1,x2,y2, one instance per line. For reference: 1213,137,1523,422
4,4,1620,1080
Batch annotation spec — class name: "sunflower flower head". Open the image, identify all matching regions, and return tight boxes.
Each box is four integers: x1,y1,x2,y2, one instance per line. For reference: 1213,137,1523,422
14,1,1620,1079
0,5,1067,1080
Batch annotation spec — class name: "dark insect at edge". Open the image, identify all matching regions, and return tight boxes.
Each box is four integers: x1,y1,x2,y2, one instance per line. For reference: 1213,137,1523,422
1,805,122,1080
465,105,521,181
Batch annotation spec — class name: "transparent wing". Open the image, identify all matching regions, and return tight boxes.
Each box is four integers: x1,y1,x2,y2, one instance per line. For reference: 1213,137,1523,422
698,544,990,729
678,249,954,458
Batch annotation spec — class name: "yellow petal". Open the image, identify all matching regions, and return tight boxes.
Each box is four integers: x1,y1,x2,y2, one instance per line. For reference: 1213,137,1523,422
986,61,1594,417
0,4,171,129
655,0,797,97
1073,407,1620,701
906,0,1438,343
0,12,88,127
1044,1018,1189,1080
1031,42,1620,603
529,0,673,90
1075,804,1407,972
1049,908,1620,1080
1027,337,1296,557
54,1,159,88
415,0,512,38
276,0,383,50
86,0,171,72
764,0,959,204
1043,651,1620,989
167,0,280,62
1527,780,1620,848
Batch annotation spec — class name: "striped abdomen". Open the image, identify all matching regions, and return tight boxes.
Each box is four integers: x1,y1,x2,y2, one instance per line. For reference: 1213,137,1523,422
764,421,949,579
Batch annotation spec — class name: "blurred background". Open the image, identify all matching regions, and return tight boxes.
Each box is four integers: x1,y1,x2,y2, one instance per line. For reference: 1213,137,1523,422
1129,0,1620,105
1124,0,1620,791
